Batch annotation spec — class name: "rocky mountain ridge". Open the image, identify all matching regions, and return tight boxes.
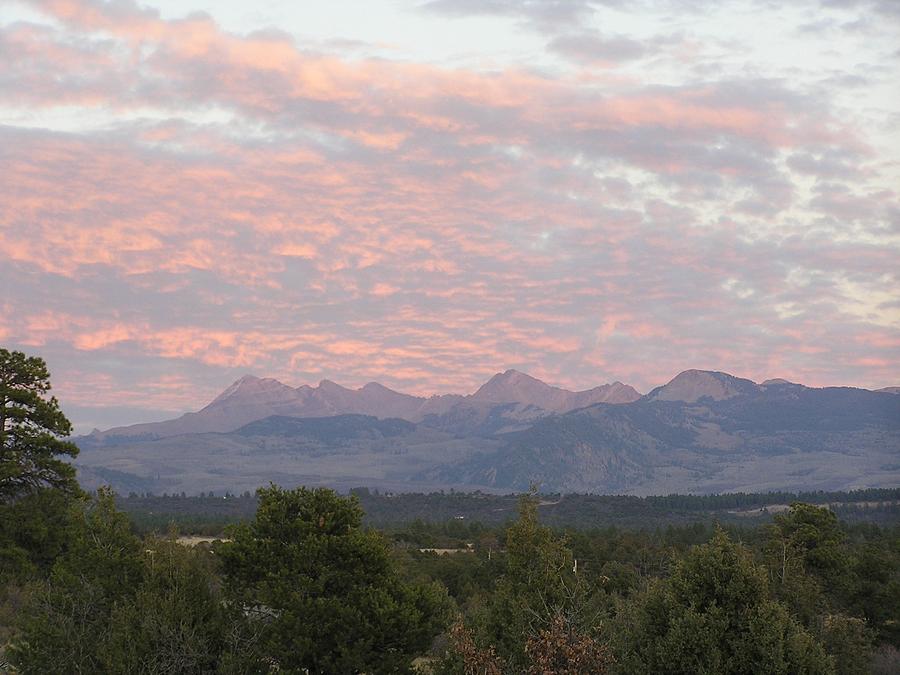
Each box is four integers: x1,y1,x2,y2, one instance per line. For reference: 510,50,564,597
81,369,641,444
74,369,900,496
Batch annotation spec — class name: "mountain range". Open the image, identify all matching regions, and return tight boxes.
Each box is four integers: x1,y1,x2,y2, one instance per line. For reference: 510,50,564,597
74,369,900,496
84,369,641,442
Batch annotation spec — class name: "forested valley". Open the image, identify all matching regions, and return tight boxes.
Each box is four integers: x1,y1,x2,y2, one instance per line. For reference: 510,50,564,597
2,483,899,673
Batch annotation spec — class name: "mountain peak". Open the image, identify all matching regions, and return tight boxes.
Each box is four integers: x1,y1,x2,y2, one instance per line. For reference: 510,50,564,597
206,374,298,409
473,369,550,402
84,369,642,442
208,374,261,402
224,374,263,391
471,370,640,410
483,369,536,384
649,369,759,403
762,378,801,387
318,379,349,392
589,381,642,404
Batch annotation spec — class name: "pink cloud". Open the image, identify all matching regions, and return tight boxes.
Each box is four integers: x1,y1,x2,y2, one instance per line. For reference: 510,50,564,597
73,324,138,350
0,0,897,417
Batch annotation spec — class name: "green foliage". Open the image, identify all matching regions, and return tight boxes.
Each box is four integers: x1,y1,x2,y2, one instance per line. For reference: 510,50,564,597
466,492,609,673
612,529,834,674
771,504,848,586
400,548,501,607
8,488,145,672
8,490,244,674
0,348,79,501
101,537,241,674
818,614,873,675
762,502,891,663
0,488,78,582
217,484,451,673
764,504,853,627
114,487,900,540
844,541,900,647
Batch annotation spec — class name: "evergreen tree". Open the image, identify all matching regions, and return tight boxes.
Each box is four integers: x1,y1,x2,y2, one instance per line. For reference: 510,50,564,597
0,487,77,582
101,537,242,674
768,504,848,590
217,484,450,673
612,529,833,674
0,348,79,502
9,492,245,674
8,489,145,672
458,492,610,673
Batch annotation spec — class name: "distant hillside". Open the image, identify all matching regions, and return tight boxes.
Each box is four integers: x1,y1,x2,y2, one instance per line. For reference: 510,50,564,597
78,370,640,445
645,369,759,403
235,414,415,441
471,369,640,410
432,377,900,493
74,370,900,496
76,413,499,495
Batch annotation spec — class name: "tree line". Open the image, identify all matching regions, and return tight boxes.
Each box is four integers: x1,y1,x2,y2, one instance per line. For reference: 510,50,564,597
113,487,900,537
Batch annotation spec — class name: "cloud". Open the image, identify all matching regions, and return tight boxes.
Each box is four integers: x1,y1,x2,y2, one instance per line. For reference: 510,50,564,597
420,0,601,30
786,148,862,178
0,0,898,429
819,0,900,18
547,32,649,64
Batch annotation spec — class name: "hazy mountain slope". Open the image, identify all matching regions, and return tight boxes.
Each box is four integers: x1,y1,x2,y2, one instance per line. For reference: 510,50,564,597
645,369,759,403
412,371,641,437
430,372,900,494
84,375,310,443
75,369,900,497
84,376,430,443
470,369,640,410
235,414,415,441
78,371,639,444
76,414,499,495
424,406,658,491
418,401,550,437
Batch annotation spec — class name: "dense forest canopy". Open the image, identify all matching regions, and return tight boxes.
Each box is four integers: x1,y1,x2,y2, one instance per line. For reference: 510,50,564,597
113,487,900,536
3,485,899,673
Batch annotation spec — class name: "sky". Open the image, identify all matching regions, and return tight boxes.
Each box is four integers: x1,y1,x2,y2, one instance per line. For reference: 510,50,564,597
1,0,899,433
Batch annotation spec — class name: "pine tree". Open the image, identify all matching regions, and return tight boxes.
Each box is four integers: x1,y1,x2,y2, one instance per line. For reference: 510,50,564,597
612,529,834,674
217,484,450,673
0,348,79,502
